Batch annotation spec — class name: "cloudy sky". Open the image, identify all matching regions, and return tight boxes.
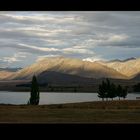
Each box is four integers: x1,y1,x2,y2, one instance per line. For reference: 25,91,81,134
0,11,140,68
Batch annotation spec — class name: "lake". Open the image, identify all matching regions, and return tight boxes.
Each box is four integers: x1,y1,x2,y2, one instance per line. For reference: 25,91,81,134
0,91,140,105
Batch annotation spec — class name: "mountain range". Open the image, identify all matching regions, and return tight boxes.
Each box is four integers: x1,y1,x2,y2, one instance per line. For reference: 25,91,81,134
1,56,140,82
97,57,140,78
3,57,127,80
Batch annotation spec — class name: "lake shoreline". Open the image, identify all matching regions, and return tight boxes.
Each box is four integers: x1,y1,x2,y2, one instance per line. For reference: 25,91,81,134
0,91,140,105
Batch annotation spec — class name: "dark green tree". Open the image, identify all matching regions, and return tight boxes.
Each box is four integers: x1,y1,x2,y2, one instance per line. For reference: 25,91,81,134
28,75,40,105
116,85,128,100
116,85,122,100
98,80,107,101
108,83,117,100
121,87,128,99
106,78,111,100
133,83,140,92
98,79,128,101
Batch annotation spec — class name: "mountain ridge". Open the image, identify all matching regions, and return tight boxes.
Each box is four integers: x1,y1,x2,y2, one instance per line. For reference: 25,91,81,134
3,56,127,80
107,57,136,63
97,57,140,77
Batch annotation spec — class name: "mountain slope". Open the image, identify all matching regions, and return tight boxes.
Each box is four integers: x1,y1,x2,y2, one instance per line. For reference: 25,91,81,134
97,57,140,77
0,67,22,80
0,71,15,80
37,70,96,85
131,72,140,81
4,57,127,80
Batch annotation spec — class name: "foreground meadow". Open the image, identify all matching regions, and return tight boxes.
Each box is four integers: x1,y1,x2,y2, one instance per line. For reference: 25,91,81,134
1,100,140,123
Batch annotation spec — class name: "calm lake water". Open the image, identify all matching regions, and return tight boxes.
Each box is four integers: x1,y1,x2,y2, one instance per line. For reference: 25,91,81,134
0,91,140,105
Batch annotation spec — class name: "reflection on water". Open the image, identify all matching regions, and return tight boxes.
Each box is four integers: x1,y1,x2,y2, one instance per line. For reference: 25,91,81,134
0,91,140,105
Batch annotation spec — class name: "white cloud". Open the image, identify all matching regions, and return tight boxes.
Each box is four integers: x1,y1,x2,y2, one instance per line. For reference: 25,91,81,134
2,57,21,63
82,56,105,62
18,43,59,52
2,13,54,21
2,13,80,24
73,45,87,49
0,52,30,64
18,43,95,55
36,54,61,62
77,34,129,48
14,52,27,58
21,28,72,38
62,48,94,54
108,34,128,42
46,39,62,44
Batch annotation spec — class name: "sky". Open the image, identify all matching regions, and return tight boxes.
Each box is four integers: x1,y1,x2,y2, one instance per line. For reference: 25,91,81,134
0,11,140,68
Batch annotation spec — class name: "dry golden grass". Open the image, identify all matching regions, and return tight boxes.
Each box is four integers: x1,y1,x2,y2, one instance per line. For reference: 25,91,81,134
1,100,140,123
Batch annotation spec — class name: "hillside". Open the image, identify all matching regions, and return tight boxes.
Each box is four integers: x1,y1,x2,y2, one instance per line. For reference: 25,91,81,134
5,57,127,80
0,71,15,80
37,70,97,85
132,72,140,81
97,57,140,78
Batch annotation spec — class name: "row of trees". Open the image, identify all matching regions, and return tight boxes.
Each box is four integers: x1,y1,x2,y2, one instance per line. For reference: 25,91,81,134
27,76,128,105
98,79,128,101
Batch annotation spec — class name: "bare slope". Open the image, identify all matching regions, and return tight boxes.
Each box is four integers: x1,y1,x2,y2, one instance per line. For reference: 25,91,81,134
97,58,140,78
0,67,22,80
0,71,15,80
6,57,127,80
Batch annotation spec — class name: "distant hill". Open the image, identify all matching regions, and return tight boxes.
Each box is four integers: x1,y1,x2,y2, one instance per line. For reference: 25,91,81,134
0,71,14,80
5,57,127,80
107,57,136,63
0,67,22,80
0,67,22,72
97,57,140,77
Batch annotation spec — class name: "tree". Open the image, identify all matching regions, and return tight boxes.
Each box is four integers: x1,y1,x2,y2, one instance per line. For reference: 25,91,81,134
116,85,128,100
106,78,112,100
98,80,107,101
116,85,122,100
133,83,140,92
108,83,117,100
98,79,128,101
121,87,128,99
28,75,40,105
98,79,115,101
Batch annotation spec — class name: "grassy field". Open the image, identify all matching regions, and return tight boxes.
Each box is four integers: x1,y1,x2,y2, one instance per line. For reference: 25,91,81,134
1,100,140,123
